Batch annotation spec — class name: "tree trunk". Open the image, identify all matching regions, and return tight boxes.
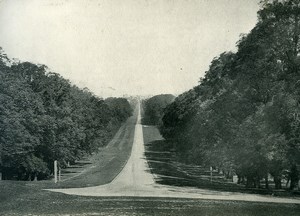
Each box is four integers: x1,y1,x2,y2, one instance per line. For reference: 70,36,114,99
256,176,261,188
274,176,282,189
265,175,269,189
286,178,290,188
246,177,255,188
290,164,299,190
27,173,32,181
238,175,245,184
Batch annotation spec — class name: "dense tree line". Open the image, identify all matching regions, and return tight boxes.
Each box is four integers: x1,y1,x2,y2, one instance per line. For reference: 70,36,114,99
105,97,133,123
142,94,175,125
160,0,300,190
0,49,132,180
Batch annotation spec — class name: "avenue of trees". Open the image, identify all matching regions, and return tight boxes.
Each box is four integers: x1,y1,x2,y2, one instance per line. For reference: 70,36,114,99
142,94,175,125
0,49,132,180
160,0,300,190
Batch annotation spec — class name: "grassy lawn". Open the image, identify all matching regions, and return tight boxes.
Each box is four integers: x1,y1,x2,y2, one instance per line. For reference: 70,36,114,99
142,125,300,198
0,180,300,216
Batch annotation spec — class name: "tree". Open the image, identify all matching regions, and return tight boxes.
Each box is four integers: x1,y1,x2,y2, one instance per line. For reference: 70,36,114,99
159,0,300,190
0,48,133,180
142,94,175,126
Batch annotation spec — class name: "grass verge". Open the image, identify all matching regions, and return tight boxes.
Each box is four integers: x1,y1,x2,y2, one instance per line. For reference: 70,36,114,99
142,125,300,198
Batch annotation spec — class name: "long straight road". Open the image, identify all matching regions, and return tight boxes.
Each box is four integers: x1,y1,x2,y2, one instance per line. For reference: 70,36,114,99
48,103,300,204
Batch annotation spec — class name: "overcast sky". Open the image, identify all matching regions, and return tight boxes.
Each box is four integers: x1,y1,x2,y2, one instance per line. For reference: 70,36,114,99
0,0,260,97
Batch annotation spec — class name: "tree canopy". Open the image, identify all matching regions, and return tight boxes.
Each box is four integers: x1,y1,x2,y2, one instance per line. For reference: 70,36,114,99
160,0,300,189
142,94,175,126
0,49,132,180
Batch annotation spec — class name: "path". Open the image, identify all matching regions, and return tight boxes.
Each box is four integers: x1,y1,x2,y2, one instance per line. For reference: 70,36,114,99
48,103,300,204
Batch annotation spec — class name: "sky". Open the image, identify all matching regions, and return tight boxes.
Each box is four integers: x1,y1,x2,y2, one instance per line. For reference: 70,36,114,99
0,0,260,97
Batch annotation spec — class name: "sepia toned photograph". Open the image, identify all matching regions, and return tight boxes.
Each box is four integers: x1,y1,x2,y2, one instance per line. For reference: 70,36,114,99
0,0,300,215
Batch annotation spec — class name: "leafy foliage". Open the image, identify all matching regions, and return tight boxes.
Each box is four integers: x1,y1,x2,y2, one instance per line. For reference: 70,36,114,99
160,1,300,189
142,94,175,126
0,50,132,180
